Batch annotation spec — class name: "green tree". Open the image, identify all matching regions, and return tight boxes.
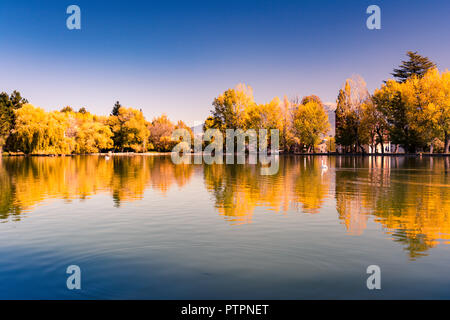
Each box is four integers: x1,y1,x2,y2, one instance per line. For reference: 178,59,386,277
335,76,369,153
78,107,88,114
111,101,122,116
60,106,74,113
335,84,358,151
0,91,28,153
392,51,436,83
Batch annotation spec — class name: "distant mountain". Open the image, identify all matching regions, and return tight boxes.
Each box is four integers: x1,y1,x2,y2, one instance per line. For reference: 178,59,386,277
190,123,204,136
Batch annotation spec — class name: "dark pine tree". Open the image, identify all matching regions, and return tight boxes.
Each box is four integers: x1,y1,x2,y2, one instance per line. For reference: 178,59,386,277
78,107,88,114
0,91,28,153
60,106,74,113
391,51,436,83
111,101,122,116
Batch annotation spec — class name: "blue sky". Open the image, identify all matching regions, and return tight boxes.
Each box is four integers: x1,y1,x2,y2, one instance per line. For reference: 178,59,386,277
0,0,449,125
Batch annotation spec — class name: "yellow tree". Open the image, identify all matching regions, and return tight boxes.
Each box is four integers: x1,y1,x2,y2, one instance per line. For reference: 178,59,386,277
175,120,194,140
13,104,48,154
108,107,150,152
374,69,450,153
13,104,75,154
415,69,450,153
173,120,194,151
359,99,389,153
211,83,255,131
293,101,330,152
244,97,283,131
373,79,419,152
75,121,113,153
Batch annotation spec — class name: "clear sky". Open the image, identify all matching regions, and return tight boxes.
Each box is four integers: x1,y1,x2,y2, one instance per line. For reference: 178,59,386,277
0,0,449,125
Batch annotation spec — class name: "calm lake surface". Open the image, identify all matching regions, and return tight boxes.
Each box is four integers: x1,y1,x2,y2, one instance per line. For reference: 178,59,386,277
0,155,449,299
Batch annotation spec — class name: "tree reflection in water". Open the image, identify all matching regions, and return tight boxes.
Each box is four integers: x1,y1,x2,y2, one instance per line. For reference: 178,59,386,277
0,155,449,258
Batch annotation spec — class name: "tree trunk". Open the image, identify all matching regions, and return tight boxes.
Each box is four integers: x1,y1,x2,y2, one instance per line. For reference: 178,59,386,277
376,128,384,155
430,142,434,154
445,132,450,154
360,145,366,155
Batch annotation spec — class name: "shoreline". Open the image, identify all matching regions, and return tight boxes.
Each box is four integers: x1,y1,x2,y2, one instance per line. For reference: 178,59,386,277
2,152,450,157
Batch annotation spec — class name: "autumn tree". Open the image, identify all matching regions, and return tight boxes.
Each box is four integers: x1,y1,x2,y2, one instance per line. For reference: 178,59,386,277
359,100,380,153
359,98,388,153
12,104,75,154
108,107,150,152
174,120,193,141
211,83,255,132
148,114,176,152
374,80,417,153
374,69,449,153
203,116,225,132
69,111,113,153
244,97,283,131
301,94,323,106
293,101,330,152
408,69,450,152
172,120,194,151
75,121,113,153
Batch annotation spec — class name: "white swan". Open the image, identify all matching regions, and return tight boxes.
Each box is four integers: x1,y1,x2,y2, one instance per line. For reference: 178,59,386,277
105,156,110,160
321,159,328,170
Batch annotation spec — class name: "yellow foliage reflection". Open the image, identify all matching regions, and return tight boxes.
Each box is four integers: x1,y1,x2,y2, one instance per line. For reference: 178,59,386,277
203,156,332,224
1,155,450,259
0,155,193,219
335,156,450,259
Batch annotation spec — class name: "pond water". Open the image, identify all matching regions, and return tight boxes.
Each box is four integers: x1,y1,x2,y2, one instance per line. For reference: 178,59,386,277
0,155,449,299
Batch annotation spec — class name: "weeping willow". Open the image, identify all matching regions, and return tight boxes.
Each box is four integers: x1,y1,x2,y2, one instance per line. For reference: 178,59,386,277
11,104,114,155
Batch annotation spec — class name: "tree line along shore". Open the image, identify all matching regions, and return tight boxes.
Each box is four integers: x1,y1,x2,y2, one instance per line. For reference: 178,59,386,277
0,51,448,156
